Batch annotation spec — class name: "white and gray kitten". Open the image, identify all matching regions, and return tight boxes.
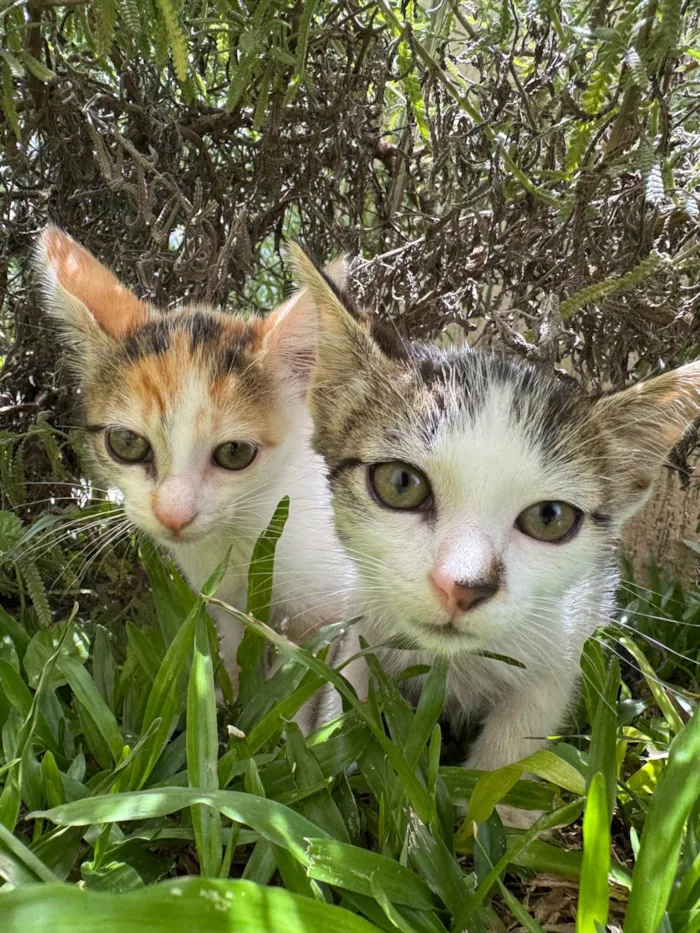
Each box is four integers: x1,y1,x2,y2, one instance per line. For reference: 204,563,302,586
293,247,700,772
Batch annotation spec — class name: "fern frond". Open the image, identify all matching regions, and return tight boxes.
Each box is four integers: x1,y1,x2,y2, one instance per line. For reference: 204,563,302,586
0,51,25,80
20,52,56,83
119,0,141,38
657,0,682,56
284,0,320,104
398,41,430,143
560,250,667,319
155,0,189,83
17,558,52,629
97,0,118,59
1,64,20,141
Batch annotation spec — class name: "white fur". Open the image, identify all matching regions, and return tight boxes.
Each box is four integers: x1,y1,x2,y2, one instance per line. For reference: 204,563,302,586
99,369,354,687
329,380,620,770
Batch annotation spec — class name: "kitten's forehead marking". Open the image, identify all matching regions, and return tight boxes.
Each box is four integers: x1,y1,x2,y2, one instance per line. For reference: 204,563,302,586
87,305,285,455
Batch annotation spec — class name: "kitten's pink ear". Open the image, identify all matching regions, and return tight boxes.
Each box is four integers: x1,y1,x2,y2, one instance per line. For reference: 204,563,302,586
264,256,349,385
593,362,700,517
36,227,150,340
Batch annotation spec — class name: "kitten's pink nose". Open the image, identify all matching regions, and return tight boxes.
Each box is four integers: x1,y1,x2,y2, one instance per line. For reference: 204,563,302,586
429,568,498,615
153,476,199,534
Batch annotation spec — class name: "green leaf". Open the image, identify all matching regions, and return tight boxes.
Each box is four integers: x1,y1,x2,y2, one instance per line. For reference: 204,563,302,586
93,625,115,711
578,772,611,933
20,51,56,83
285,722,349,842
305,838,438,909
619,636,684,734
212,600,435,825
2,878,383,932
624,705,700,933
58,653,123,765
187,606,222,877
0,820,60,885
465,749,585,825
586,656,619,818
155,0,189,83
130,600,200,789
406,811,473,917
140,542,195,646
34,786,330,866
238,497,289,708
40,750,66,809
247,496,289,624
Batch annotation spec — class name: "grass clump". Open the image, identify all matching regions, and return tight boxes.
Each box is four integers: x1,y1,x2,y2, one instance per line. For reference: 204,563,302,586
0,501,699,932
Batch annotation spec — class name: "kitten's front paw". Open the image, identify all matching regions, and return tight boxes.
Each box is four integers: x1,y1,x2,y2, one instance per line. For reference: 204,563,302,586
495,804,544,830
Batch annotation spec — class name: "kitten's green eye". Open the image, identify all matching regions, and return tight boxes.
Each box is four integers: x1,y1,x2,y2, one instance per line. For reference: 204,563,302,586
516,501,581,543
106,429,151,464
369,461,432,511
213,441,258,471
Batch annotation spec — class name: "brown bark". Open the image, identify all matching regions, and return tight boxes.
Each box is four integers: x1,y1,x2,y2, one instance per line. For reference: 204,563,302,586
622,458,700,586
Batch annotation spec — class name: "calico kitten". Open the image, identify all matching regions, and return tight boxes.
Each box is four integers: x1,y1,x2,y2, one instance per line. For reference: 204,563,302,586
292,246,700,771
36,228,353,686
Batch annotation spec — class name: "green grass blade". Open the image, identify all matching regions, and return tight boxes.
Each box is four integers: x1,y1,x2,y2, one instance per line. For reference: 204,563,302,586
2,877,383,932
578,772,610,933
33,786,330,865
207,599,435,825
130,601,200,789
0,820,60,884
402,657,448,769
497,876,547,933
305,838,438,909
58,654,123,765
463,749,585,826
619,636,684,735
238,497,289,708
187,604,222,877
285,722,349,842
453,798,585,931
92,625,115,712
624,705,700,933
140,542,196,645
586,657,619,818
406,810,472,916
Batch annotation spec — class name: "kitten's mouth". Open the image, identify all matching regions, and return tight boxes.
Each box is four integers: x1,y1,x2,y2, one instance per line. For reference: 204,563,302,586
413,621,476,643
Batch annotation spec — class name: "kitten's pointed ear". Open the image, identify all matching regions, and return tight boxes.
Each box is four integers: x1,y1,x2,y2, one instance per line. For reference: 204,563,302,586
593,362,700,516
36,227,150,341
263,252,350,385
287,244,384,387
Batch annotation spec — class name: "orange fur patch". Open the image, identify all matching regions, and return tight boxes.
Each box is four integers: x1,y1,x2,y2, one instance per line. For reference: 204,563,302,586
125,352,180,418
42,227,149,338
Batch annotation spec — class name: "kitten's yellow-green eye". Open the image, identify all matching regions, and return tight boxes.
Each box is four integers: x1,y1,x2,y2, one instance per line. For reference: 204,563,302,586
369,461,432,511
516,501,582,543
213,441,258,471
106,429,151,464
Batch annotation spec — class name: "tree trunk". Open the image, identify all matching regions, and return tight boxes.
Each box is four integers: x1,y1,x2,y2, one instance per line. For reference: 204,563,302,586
622,458,700,586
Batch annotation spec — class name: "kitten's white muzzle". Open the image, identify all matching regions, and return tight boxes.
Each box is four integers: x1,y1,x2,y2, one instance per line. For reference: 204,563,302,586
153,473,201,534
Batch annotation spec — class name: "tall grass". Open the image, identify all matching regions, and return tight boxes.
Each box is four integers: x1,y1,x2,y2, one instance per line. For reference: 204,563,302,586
0,502,699,932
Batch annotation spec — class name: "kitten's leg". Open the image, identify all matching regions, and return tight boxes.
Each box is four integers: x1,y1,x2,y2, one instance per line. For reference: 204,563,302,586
210,604,244,696
465,677,575,829
293,630,369,734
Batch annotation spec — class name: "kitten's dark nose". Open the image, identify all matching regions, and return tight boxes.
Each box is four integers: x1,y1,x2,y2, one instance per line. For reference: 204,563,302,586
429,568,499,616
454,582,498,612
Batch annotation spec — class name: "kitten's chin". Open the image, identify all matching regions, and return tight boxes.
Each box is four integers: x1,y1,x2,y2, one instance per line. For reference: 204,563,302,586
394,620,482,655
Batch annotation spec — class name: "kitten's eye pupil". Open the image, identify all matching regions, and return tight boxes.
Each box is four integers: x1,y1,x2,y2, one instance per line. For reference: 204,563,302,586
369,461,432,511
106,429,151,464
541,503,557,524
213,441,258,471
516,500,581,543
